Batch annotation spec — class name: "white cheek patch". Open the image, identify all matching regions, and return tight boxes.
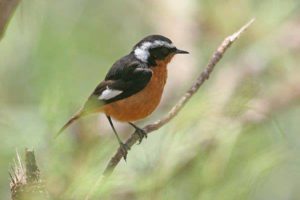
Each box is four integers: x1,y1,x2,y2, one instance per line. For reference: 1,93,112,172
134,47,150,63
134,42,151,62
99,87,123,100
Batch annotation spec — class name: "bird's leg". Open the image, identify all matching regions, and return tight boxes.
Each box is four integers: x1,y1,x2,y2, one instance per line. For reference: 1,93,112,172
128,122,147,144
106,115,130,161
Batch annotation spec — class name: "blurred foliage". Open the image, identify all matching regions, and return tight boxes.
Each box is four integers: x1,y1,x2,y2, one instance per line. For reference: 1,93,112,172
1,0,300,199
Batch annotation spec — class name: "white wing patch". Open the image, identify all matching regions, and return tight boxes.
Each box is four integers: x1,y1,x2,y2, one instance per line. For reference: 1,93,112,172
99,86,123,100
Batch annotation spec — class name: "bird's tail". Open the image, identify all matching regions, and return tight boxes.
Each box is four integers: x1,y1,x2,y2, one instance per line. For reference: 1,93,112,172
55,111,84,138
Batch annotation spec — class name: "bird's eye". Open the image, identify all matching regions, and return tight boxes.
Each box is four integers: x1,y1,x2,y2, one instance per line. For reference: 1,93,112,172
161,48,169,55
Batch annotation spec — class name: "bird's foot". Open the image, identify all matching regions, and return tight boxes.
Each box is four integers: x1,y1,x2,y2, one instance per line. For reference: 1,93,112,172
119,142,130,161
135,127,147,144
128,122,147,144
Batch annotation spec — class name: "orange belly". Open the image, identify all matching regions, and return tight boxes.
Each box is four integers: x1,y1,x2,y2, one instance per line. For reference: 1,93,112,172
103,62,168,122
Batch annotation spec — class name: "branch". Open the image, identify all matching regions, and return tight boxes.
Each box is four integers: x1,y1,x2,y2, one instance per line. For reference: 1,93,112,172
103,19,255,176
0,0,21,40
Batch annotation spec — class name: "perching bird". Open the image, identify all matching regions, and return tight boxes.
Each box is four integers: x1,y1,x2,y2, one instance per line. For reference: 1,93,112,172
57,35,189,159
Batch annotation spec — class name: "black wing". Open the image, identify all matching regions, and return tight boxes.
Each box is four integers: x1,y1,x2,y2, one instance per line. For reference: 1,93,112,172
56,55,152,137
82,57,152,114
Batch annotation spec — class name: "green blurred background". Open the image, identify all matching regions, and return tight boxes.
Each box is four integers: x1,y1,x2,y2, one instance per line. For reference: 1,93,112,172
1,0,300,199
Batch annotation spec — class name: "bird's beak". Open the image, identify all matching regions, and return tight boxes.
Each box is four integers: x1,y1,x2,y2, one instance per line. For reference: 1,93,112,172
175,49,189,54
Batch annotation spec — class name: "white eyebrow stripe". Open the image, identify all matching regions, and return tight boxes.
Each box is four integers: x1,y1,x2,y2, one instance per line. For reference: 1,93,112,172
152,40,175,49
134,40,175,62
99,87,123,100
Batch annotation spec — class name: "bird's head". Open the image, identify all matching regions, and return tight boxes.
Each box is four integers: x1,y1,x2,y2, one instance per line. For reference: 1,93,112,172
132,35,189,66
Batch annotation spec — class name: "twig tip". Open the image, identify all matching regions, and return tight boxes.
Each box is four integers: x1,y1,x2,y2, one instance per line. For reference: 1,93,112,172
229,18,255,42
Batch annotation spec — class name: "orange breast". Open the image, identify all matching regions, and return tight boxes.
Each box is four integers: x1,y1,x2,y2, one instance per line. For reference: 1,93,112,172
103,61,169,122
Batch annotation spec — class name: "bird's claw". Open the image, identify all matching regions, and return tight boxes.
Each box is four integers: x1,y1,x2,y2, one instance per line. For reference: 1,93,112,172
120,142,130,161
135,128,147,144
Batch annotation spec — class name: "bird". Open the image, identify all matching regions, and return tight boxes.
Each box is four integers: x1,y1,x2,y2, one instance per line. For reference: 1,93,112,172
57,34,189,160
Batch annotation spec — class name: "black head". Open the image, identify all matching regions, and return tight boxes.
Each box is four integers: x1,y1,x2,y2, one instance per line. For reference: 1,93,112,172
132,35,189,66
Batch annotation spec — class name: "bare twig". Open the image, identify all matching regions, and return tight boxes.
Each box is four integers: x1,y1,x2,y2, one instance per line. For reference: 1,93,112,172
103,19,255,176
0,0,21,40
